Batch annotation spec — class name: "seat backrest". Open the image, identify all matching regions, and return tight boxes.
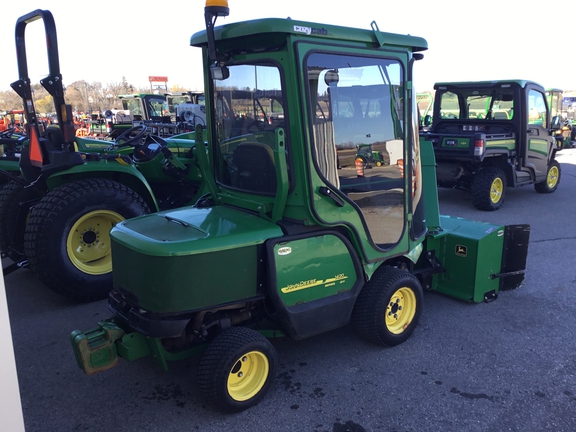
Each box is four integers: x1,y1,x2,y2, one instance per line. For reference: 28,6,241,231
493,111,509,120
115,112,134,123
232,143,276,193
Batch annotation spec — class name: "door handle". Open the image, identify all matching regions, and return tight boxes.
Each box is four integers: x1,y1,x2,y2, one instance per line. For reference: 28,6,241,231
319,186,345,207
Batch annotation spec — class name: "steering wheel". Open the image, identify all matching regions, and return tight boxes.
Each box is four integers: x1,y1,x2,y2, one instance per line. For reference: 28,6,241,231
246,120,266,133
0,128,16,139
112,125,148,148
132,134,168,163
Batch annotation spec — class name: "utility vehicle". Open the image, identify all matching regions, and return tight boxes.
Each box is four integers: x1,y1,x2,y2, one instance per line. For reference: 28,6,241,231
1,9,206,301
421,80,562,211
71,1,530,412
547,88,576,150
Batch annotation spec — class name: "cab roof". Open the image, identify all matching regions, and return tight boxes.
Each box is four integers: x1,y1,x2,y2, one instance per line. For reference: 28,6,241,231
434,80,545,90
190,17,427,53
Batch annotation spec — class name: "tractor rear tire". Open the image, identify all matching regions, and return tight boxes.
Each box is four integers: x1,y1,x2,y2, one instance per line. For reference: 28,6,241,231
197,327,277,412
351,266,423,347
23,178,150,302
0,180,25,254
534,160,561,194
471,167,506,211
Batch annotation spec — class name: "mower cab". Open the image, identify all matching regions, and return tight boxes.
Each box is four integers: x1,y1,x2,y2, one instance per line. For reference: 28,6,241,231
71,0,530,412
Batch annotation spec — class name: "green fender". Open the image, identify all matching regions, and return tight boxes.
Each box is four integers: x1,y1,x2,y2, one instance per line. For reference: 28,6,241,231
45,160,160,211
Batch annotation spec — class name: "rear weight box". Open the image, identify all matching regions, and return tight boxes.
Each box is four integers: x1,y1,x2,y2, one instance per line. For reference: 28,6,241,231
425,216,530,302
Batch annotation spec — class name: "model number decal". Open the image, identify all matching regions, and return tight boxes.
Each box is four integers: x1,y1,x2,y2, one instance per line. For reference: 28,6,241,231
277,247,292,256
280,274,348,293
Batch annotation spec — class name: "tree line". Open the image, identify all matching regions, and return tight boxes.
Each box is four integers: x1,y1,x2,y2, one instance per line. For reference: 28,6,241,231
0,76,191,115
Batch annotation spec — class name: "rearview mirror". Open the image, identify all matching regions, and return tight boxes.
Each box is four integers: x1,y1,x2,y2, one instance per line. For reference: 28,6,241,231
210,64,229,81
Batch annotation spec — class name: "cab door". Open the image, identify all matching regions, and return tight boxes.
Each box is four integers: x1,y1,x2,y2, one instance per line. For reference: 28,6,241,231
302,47,416,261
525,85,552,180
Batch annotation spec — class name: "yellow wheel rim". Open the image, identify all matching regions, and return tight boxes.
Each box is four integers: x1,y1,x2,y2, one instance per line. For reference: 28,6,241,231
547,166,559,188
386,287,417,335
376,161,382,167
490,177,504,204
66,210,124,275
227,351,269,401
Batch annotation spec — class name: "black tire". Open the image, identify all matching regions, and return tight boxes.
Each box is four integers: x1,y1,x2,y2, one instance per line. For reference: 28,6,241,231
534,159,561,194
0,180,25,253
351,266,423,347
471,167,506,211
197,327,277,412
23,178,150,302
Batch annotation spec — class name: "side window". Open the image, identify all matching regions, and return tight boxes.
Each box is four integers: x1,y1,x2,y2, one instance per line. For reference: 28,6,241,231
149,99,169,117
439,91,459,119
213,64,288,195
528,90,547,125
307,53,406,247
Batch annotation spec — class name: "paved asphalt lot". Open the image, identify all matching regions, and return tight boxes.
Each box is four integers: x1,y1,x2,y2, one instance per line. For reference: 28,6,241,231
4,149,576,432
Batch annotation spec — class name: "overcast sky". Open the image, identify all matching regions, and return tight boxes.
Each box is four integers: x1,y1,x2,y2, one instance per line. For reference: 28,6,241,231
2,0,574,93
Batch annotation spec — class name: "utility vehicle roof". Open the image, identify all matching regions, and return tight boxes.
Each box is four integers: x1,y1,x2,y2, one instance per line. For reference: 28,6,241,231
119,94,165,99
434,80,545,90
190,17,427,52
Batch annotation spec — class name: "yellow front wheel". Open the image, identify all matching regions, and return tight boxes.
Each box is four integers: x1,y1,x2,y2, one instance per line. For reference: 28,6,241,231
198,327,277,412
535,160,561,194
352,266,423,346
227,351,269,402
385,287,417,335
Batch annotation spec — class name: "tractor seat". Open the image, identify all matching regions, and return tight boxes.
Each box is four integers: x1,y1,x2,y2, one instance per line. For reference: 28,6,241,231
232,143,276,193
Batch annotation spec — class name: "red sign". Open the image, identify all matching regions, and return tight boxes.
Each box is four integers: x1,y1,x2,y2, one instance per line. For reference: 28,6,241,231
148,76,168,82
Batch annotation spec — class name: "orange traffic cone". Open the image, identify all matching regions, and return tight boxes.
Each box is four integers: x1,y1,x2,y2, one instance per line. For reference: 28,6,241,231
355,158,364,177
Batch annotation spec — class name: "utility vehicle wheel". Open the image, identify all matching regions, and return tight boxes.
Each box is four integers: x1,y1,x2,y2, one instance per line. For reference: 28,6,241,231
0,180,25,253
471,167,506,211
197,327,277,412
352,266,423,346
23,178,150,302
534,160,561,194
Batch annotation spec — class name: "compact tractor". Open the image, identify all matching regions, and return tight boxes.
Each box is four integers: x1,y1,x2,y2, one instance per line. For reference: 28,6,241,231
0,10,206,300
71,1,530,412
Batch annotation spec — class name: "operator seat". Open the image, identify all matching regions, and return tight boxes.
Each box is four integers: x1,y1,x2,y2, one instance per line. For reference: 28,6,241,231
232,143,276,193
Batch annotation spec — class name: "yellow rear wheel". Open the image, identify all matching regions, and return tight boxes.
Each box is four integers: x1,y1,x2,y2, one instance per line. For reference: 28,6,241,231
198,327,277,412
66,210,124,275
490,177,504,204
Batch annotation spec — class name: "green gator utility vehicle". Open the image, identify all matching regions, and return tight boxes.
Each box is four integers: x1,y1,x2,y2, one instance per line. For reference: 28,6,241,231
1,9,206,300
421,80,562,211
71,1,530,412
547,88,576,150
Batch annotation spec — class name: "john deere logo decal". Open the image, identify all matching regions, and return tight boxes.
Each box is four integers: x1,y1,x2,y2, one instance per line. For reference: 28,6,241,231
280,274,348,293
455,245,467,257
